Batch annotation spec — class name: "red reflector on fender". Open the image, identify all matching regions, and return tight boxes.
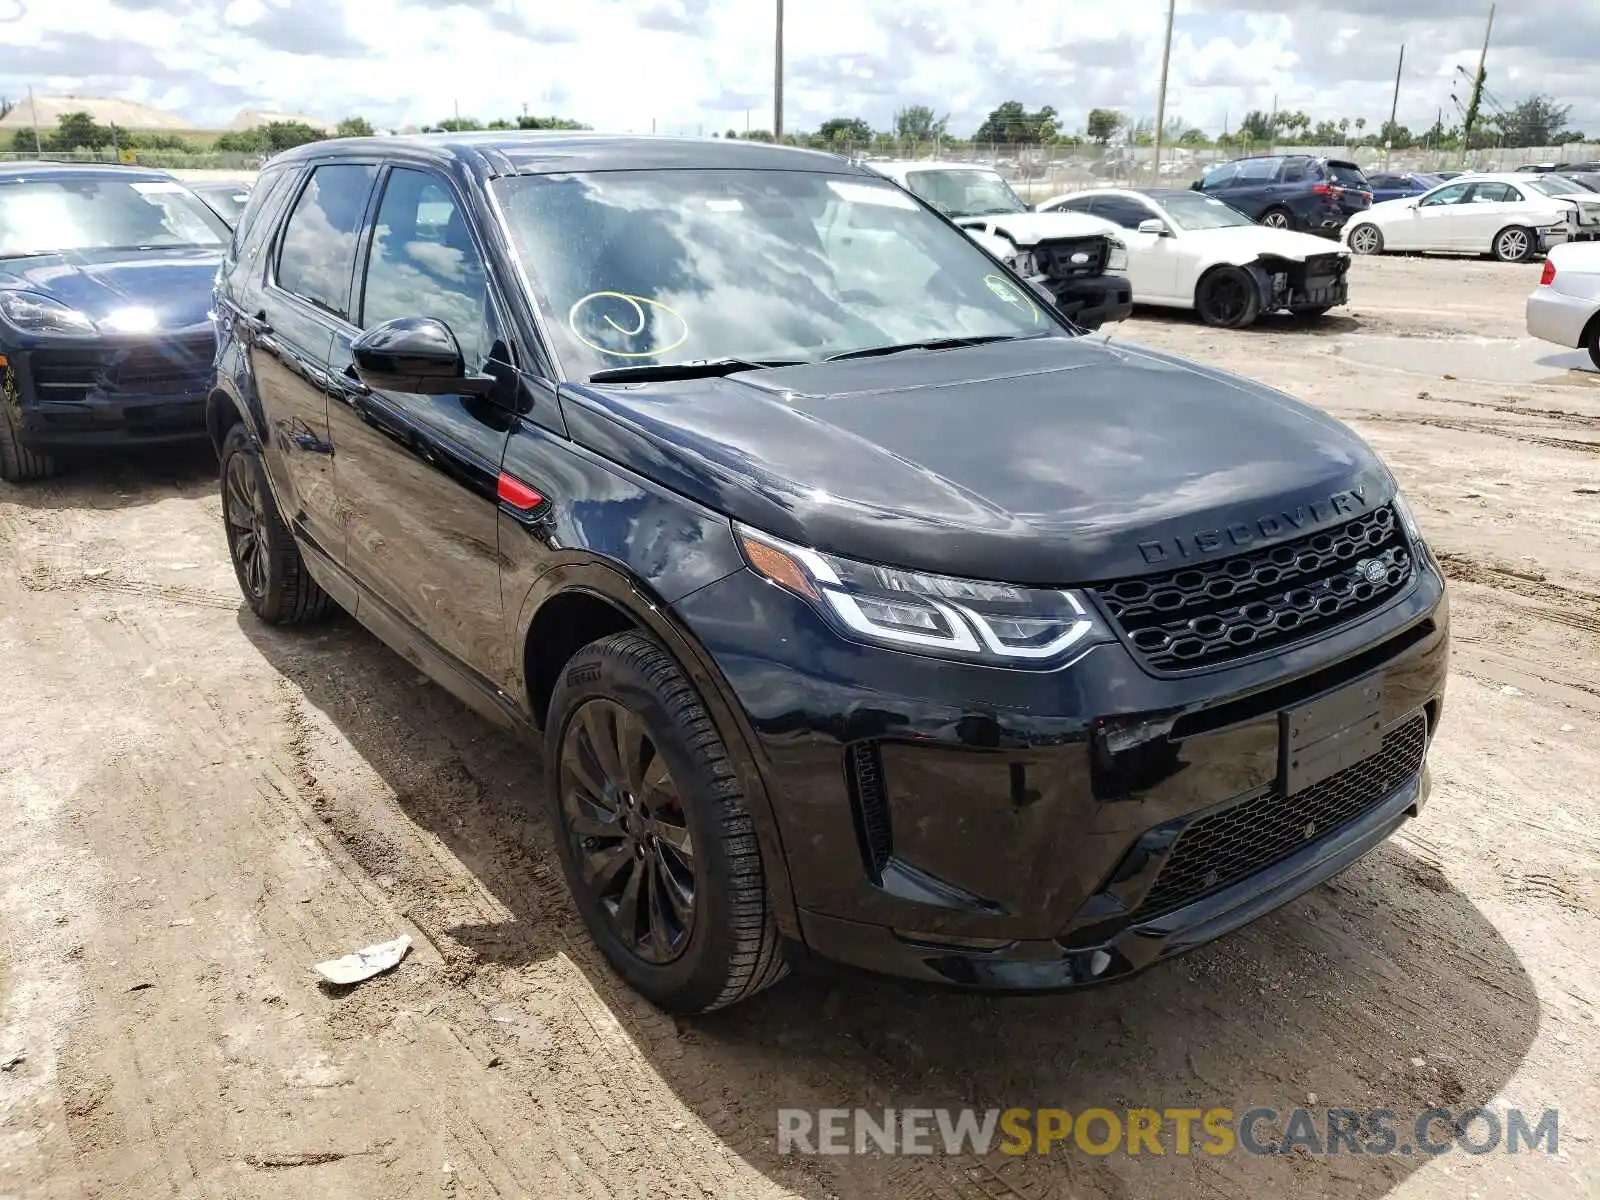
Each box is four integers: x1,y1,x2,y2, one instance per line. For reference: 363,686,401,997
497,473,544,510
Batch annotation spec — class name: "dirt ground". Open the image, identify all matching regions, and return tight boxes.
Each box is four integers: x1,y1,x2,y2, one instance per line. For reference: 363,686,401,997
2,253,1599,1199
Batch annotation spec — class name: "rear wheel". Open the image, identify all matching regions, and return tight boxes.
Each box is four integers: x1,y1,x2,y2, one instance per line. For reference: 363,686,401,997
1585,316,1600,372
1195,266,1262,329
1347,223,1384,255
1492,225,1534,263
0,379,56,483
220,422,332,624
545,631,787,1014
1260,207,1293,230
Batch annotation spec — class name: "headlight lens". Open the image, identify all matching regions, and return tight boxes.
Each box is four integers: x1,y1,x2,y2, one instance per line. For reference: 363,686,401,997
0,291,97,337
736,524,1113,666
1391,491,1433,562
1106,241,1128,272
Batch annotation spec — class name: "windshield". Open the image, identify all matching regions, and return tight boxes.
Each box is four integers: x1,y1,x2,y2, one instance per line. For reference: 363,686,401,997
197,185,251,221
902,169,1028,218
0,176,229,258
491,168,1059,379
1154,192,1256,230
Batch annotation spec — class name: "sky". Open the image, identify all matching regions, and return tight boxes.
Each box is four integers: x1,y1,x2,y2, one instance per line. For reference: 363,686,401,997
3,0,1597,140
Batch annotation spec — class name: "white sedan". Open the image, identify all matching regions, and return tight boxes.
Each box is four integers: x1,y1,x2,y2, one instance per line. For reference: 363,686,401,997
1526,241,1600,369
1036,187,1350,328
1342,173,1600,262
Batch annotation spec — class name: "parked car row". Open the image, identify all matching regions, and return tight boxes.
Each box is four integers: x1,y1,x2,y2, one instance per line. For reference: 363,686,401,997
0,135,1450,1018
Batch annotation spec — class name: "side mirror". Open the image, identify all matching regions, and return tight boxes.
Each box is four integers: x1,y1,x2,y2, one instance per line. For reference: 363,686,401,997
351,316,493,396
1137,217,1168,236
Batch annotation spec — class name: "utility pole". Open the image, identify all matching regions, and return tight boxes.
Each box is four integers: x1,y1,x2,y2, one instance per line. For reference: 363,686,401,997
1269,94,1278,153
1385,43,1404,170
27,85,41,156
773,0,784,141
1151,0,1175,185
1461,3,1494,166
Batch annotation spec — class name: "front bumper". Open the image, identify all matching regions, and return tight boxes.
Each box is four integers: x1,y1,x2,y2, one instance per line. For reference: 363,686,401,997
673,549,1449,990
1,334,213,449
1045,274,1133,328
1526,285,1597,349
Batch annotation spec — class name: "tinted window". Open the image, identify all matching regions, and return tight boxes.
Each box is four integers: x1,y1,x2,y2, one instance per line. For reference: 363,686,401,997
492,169,1058,379
1419,182,1472,207
1200,163,1237,189
229,168,288,261
1325,162,1368,187
1090,195,1154,228
1468,182,1515,203
361,167,492,371
276,163,378,318
1043,195,1096,213
1282,160,1309,183
1368,174,1398,189
1233,157,1281,183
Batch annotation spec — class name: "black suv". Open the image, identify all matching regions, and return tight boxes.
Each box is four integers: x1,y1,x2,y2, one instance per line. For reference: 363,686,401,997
1194,154,1372,236
210,134,1448,1014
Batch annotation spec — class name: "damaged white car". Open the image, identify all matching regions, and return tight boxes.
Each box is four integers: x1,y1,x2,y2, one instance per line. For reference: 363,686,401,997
867,161,1133,330
1038,187,1352,328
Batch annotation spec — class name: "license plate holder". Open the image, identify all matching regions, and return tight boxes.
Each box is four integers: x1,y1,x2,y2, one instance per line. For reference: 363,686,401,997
1280,673,1385,796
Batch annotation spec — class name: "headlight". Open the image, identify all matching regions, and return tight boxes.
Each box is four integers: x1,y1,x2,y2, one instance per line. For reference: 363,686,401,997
735,524,1113,666
1008,249,1039,277
1391,491,1433,562
1106,241,1128,272
0,291,97,337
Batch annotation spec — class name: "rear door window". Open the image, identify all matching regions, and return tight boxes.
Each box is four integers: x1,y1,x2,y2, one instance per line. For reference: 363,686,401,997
1467,182,1515,203
1282,159,1310,183
276,162,380,319
1233,157,1281,184
1089,195,1154,229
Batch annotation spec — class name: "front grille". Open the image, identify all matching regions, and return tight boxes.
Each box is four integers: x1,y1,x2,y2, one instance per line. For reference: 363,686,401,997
1303,252,1348,277
1094,506,1413,674
1133,713,1428,919
1034,236,1108,278
29,337,212,402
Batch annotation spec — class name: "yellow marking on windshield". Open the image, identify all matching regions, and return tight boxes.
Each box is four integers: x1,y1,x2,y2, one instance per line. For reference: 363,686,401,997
983,274,1041,323
568,291,689,358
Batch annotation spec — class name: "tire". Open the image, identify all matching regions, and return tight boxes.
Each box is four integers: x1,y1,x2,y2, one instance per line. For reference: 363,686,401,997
0,376,57,482
1260,207,1293,230
219,422,332,624
1347,223,1384,255
1586,317,1600,372
1492,225,1534,263
1195,265,1262,329
544,631,787,1014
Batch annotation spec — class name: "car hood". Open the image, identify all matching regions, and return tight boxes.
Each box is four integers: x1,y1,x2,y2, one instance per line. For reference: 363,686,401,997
560,335,1394,584
0,246,221,335
964,211,1123,245
1184,225,1349,260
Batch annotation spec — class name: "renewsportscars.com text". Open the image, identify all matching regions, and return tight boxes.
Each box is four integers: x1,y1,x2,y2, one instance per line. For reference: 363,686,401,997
776,1106,1559,1158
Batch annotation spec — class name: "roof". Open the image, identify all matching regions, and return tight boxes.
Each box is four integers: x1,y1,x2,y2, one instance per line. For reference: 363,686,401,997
0,94,194,131
268,132,870,178
0,160,176,182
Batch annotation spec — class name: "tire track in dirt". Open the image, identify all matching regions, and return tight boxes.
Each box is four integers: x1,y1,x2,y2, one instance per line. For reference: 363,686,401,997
1355,412,1600,456
1435,550,1600,637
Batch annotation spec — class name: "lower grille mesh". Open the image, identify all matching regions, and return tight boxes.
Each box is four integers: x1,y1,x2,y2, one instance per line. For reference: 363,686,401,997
1133,713,1428,918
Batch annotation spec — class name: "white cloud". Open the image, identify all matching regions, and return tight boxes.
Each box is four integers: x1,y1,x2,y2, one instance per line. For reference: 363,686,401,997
3,0,1597,139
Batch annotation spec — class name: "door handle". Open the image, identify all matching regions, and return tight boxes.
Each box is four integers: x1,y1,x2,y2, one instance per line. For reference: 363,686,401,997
240,310,272,337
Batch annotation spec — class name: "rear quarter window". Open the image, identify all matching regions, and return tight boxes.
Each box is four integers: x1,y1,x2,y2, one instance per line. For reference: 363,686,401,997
1326,162,1368,187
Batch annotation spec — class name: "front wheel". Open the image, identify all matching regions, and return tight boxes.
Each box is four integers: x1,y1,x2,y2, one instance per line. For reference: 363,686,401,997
0,382,56,482
1260,207,1293,230
1195,266,1262,329
1492,226,1534,263
220,423,332,624
1347,223,1384,255
544,631,788,1014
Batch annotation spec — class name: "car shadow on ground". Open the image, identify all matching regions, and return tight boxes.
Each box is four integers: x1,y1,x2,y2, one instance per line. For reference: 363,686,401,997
243,609,1541,1199
0,442,217,511
1126,306,1363,338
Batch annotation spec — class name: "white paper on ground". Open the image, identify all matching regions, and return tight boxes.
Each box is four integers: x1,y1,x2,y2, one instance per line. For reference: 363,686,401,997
314,934,412,985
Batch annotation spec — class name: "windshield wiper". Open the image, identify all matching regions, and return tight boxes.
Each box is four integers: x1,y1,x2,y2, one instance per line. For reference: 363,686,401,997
586,357,805,383
824,332,1048,363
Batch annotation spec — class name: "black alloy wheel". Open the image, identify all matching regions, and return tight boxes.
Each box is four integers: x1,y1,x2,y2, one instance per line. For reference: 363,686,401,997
1196,265,1262,329
225,447,270,602
219,422,332,624
559,697,696,964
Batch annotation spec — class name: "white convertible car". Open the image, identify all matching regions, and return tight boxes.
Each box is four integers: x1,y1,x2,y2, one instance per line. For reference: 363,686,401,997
1342,172,1600,262
1036,187,1351,328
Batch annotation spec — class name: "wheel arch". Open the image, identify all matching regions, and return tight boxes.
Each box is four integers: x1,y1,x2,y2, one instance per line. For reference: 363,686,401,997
515,558,801,937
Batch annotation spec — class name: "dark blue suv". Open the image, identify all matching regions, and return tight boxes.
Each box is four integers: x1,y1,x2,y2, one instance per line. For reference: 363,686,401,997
0,162,230,480
1194,154,1373,237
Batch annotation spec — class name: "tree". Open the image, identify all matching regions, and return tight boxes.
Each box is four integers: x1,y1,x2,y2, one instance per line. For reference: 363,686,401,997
894,105,948,142
1378,120,1414,149
213,129,263,153
818,116,873,145
1086,107,1124,146
1313,120,1340,144
0,98,12,121
724,128,738,139
335,116,375,137
1354,117,1366,135
740,130,774,142
516,115,590,130
973,100,1057,145
54,111,114,150
259,121,326,151
1238,110,1277,142
1339,117,1350,138
1178,126,1210,147
1279,110,1310,142
1493,95,1575,147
